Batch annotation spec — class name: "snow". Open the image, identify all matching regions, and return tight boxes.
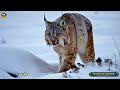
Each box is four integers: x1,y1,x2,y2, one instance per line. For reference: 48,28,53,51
39,62,120,79
0,45,55,79
0,11,120,79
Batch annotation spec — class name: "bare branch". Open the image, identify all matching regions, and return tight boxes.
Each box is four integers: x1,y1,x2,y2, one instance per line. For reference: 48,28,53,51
113,53,117,68
113,36,120,56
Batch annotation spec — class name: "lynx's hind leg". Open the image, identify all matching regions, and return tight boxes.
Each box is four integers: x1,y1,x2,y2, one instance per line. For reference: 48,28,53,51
78,25,95,64
78,52,88,63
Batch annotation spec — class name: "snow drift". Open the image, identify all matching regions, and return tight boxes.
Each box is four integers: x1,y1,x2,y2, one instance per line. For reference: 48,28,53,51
0,45,55,79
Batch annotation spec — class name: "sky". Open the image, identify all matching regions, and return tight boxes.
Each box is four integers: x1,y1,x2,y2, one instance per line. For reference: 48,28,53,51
0,11,120,64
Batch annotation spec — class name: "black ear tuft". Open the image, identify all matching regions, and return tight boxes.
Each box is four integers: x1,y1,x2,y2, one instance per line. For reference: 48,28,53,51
44,13,52,26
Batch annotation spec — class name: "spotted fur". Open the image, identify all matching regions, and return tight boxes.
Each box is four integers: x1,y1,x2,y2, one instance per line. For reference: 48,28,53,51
44,13,95,72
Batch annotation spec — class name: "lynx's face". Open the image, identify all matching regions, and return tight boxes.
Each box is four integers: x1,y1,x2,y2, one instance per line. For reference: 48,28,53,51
44,14,70,47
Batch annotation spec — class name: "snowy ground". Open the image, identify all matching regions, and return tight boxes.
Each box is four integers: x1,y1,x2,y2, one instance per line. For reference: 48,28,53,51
0,45,54,79
39,62,119,79
0,11,120,79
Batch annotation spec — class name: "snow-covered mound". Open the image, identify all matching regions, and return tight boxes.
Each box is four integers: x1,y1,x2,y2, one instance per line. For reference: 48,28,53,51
39,62,120,79
0,45,55,79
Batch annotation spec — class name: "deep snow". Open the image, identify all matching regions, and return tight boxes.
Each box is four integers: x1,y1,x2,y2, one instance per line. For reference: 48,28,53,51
0,45,54,79
0,11,120,79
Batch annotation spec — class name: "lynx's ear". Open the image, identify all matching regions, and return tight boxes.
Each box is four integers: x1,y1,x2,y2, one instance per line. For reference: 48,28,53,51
59,20,65,27
44,13,52,26
58,14,66,27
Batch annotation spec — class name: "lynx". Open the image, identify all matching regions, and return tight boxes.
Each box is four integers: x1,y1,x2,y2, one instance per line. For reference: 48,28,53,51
44,13,95,72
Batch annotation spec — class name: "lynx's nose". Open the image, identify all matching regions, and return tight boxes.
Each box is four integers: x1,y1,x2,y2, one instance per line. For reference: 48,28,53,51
51,40,56,45
51,40,59,45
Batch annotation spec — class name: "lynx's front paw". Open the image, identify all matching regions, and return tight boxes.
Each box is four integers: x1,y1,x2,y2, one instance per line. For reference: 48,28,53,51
58,64,70,73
